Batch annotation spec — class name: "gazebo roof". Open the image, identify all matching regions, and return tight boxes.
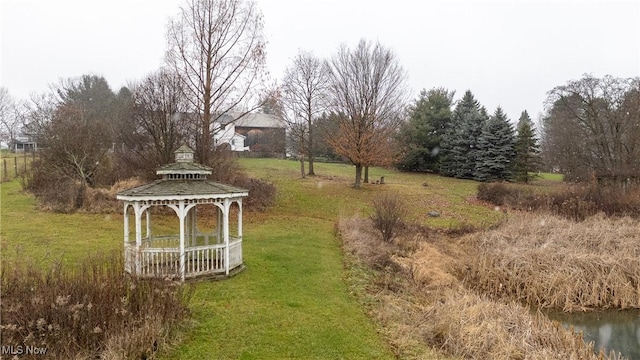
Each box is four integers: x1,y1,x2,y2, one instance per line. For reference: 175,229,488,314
117,179,248,200
117,144,248,201
156,162,212,175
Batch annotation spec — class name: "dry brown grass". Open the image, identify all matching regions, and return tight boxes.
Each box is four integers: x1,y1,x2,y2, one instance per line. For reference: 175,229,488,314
421,289,617,360
338,215,621,360
0,251,193,359
462,213,640,312
80,177,146,213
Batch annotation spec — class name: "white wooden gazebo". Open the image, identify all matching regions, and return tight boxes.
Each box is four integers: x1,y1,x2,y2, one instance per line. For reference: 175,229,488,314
117,145,248,281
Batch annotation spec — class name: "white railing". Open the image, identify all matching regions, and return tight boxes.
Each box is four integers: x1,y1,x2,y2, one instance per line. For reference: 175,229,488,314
141,235,179,248
124,236,243,279
228,238,243,269
184,244,225,276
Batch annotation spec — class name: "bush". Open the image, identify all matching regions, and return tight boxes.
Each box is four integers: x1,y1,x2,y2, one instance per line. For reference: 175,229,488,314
371,193,407,243
0,252,193,359
476,182,510,206
23,146,277,213
233,177,276,212
549,184,640,221
477,182,640,221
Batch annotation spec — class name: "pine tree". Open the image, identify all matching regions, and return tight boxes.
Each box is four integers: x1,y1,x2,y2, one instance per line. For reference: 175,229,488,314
513,110,542,182
474,107,516,182
396,88,453,172
440,90,487,179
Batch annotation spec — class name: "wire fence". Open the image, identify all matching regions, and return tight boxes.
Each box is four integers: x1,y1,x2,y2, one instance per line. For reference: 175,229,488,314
1,152,37,182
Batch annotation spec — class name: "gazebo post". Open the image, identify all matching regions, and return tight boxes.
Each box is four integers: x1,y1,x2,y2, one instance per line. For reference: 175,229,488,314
146,209,151,240
123,203,129,244
191,207,197,246
184,208,190,247
177,201,187,281
217,207,223,244
238,199,243,239
133,202,145,275
223,198,230,275
134,203,143,247
124,203,130,273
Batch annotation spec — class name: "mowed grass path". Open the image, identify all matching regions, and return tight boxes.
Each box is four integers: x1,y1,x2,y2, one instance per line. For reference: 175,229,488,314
1,159,495,359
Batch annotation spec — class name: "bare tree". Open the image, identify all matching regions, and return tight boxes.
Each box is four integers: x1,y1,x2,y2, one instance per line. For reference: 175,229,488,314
166,0,267,165
120,69,191,178
23,76,117,188
327,39,408,188
280,50,330,177
46,104,111,186
543,74,640,181
0,87,23,148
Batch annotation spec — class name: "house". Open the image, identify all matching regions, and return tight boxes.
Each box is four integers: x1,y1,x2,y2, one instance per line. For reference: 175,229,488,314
215,112,287,157
12,133,38,153
212,119,250,151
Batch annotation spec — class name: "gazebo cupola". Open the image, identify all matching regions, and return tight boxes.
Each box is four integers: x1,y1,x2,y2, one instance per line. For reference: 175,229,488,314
117,145,248,281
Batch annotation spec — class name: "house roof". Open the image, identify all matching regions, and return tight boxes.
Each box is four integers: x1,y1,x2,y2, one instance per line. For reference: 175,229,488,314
220,112,286,129
117,179,248,200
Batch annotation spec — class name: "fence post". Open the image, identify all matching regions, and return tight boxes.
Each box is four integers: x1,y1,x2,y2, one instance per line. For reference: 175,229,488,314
3,159,7,181
14,157,18,178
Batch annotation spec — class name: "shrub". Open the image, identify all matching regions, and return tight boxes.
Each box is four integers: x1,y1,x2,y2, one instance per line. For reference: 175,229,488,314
370,193,407,243
0,252,193,359
233,177,276,212
477,182,640,221
477,182,510,206
23,147,277,213
549,184,640,221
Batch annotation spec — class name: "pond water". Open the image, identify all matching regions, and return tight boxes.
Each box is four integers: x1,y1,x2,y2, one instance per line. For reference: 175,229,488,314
545,310,640,359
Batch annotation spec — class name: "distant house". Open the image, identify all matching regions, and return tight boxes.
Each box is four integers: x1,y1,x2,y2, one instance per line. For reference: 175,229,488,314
216,112,286,157
12,134,38,153
212,118,250,151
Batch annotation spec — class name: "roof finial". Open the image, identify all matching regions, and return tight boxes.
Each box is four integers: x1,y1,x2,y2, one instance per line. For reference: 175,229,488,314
175,144,195,163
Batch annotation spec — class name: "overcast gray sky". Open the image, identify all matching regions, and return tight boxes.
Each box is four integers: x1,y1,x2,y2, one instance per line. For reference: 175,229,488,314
2,0,639,122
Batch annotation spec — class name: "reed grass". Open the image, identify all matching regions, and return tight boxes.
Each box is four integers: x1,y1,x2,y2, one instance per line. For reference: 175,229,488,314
462,213,640,312
421,289,617,360
337,214,622,360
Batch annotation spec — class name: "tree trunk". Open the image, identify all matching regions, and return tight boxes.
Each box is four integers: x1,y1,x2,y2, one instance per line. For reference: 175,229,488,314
308,153,315,176
364,166,369,183
300,154,306,178
308,121,315,176
354,164,362,188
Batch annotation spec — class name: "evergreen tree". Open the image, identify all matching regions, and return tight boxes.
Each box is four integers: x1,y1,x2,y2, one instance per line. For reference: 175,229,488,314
396,88,454,172
513,110,542,182
440,90,487,179
474,107,516,181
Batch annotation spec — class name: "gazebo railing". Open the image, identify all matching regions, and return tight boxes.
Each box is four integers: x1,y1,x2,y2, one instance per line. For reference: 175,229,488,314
124,236,243,278
228,239,243,269
184,244,225,276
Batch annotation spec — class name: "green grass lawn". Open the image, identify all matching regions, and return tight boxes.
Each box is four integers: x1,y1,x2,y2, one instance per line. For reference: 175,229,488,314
537,172,564,182
0,152,36,182
1,159,492,359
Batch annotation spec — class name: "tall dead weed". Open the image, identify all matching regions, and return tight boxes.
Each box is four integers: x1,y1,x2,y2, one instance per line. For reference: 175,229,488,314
338,215,621,360
462,213,640,312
